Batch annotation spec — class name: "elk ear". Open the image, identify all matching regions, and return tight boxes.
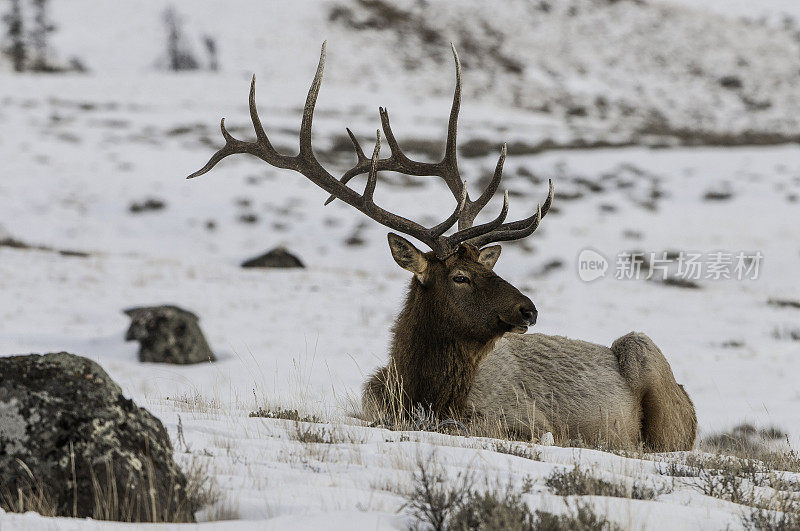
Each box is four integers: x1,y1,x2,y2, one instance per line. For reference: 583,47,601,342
477,245,502,270
387,233,429,283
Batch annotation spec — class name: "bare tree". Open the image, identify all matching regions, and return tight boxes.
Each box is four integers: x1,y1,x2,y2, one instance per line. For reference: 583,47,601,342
202,35,218,72
2,0,25,72
163,6,199,71
29,0,56,71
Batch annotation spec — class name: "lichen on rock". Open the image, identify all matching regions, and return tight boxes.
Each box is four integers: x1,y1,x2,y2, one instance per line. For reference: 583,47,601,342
0,352,195,522
124,305,216,364
0,398,29,455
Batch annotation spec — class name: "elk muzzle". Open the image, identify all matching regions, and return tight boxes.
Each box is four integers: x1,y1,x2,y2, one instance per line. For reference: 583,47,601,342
499,295,537,334
518,302,538,326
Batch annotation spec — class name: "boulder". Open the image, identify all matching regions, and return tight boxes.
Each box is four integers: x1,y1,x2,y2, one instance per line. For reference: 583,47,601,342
241,247,305,268
0,352,194,521
124,305,215,364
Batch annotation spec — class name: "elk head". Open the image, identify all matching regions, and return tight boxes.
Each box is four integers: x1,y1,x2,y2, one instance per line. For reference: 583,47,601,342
388,233,537,342
188,41,554,340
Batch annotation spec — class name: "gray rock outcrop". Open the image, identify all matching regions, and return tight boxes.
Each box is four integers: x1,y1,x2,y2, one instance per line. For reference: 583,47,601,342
241,247,305,268
0,352,194,521
124,305,215,364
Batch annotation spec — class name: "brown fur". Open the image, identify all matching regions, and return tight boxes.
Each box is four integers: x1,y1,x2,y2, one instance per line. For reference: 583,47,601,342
363,236,697,451
366,243,519,418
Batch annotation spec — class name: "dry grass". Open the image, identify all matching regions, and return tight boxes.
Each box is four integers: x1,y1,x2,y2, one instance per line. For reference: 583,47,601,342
404,456,621,530
292,422,332,444
0,454,220,523
653,428,800,530
703,423,788,457
545,464,664,500
362,362,553,444
165,390,224,414
403,457,472,530
249,406,322,424
289,421,368,445
182,458,223,516
492,441,542,461
0,460,59,518
531,503,622,531
744,494,800,530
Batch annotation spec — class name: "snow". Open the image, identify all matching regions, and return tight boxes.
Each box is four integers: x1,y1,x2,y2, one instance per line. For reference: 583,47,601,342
2,0,800,529
655,0,800,21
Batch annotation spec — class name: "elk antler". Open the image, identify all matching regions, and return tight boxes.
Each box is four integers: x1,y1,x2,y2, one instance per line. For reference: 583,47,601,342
188,42,554,259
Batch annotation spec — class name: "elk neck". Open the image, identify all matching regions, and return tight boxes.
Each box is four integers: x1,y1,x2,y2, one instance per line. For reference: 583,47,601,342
388,277,499,417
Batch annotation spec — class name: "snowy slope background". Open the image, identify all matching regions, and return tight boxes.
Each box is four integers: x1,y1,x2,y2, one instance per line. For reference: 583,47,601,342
1,0,800,528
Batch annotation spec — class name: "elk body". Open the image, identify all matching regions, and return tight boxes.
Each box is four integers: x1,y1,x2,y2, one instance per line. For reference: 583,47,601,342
188,43,697,451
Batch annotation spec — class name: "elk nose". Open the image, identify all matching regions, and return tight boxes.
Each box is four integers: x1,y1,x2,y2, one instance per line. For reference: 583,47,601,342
518,303,538,325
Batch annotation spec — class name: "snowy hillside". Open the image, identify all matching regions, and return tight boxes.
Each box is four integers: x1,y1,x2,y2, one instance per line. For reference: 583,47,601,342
2,0,800,529
16,0,800,148
328,0,800,144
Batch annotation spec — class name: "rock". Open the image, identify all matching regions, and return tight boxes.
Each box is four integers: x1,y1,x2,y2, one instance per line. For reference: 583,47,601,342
0,236,32,249
124,305,215,364
0,352,194,521
241,247,305,269
237,213,259,224
718,75,743,89
128,197,166,214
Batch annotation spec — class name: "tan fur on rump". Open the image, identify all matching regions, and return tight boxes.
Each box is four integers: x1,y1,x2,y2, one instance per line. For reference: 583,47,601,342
470,332,697,450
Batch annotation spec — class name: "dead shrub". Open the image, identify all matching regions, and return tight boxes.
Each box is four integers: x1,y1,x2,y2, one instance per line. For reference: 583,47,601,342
545,464,660,500
493,441,542,461
250,406,322,424
405,457,621,530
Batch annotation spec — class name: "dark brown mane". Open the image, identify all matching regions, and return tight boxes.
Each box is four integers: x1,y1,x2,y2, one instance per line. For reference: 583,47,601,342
363,244,535,420
387,277,498,415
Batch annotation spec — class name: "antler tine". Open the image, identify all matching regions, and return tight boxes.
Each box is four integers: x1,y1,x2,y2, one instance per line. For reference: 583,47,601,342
299,41,327,159
324,127,369,205
443,42,462,174
447,189,509,244
326,44,466,206
322,105,443,206
249,75,270,148
466,181,554,248
346,127,368,162
470,202,542,247
378,107,411,166
187,74,292,179
431,183,468,238
459,144,506,229
363,130,381,203
490,178,554,232
187,118,263,179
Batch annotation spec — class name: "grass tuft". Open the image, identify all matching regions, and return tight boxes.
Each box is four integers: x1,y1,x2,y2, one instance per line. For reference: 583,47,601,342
249,406,322,424
545,464,661,500
492,441,542,461
405,456,621,530
0,455,220,523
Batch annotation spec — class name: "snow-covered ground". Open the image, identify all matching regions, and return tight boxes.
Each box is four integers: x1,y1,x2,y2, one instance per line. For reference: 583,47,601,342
2,0,800,529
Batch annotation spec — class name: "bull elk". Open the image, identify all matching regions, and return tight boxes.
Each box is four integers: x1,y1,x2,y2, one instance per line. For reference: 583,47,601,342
188,43,697,451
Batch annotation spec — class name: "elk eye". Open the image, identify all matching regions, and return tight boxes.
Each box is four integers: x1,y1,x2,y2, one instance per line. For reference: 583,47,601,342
452,275,470,284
